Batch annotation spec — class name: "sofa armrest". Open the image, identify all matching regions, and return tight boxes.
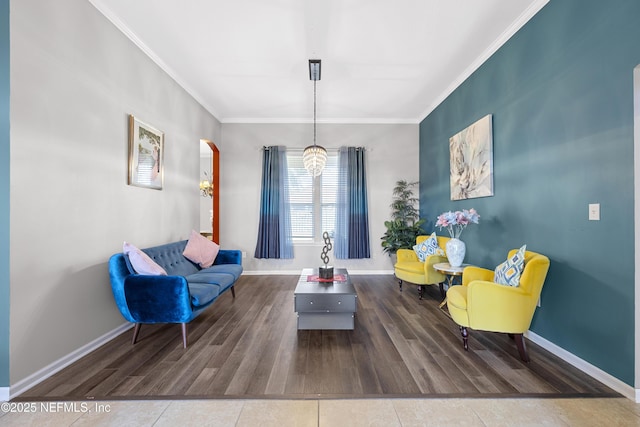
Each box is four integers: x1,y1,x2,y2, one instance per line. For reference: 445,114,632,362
124,275,194,323
214,249,242,265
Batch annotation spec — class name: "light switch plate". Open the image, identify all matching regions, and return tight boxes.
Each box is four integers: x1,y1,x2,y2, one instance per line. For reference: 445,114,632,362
589,203,600,221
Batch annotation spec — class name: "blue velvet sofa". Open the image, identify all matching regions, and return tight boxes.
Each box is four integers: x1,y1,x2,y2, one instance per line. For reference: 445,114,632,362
108,240,242,348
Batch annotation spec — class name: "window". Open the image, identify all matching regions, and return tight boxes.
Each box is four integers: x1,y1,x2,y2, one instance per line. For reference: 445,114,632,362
286,150,338,242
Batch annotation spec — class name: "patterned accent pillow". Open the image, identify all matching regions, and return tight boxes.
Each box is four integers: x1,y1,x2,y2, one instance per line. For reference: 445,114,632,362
413,232,445,262
494,245,527,287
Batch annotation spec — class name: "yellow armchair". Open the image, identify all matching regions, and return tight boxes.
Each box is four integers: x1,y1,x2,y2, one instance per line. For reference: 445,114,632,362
446,249,550,361
394,235,450,299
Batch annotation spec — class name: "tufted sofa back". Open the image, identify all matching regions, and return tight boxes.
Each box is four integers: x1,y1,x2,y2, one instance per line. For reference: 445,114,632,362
141,240,200,276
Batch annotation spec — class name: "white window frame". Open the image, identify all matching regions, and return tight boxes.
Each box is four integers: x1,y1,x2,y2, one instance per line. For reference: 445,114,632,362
286,149,338,244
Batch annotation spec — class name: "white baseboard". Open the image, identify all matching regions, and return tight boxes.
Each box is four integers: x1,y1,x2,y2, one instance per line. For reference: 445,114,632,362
243,270,394,275
525,330,636,401
9,322,132,399
0,387,8,402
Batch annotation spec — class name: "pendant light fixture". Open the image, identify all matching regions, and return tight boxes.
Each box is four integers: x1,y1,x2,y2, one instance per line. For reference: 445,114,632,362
302,59,327,177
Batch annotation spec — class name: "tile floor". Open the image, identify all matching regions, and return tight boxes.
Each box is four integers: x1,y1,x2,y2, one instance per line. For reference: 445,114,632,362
0,397,639,426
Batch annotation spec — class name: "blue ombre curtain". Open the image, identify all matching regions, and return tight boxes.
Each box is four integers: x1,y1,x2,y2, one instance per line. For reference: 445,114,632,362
254,146,293,259
335,147,370,259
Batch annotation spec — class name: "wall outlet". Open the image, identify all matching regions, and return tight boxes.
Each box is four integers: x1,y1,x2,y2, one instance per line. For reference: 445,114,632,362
588,203,600,221
242,251,247,259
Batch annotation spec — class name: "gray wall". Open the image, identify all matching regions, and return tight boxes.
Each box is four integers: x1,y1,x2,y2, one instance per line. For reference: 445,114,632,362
0,0,9,388
9,0,221,383
220,123,419,273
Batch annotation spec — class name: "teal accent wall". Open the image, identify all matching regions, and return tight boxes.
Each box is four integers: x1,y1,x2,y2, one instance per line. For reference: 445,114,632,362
419,0,640,386
0,0,9,388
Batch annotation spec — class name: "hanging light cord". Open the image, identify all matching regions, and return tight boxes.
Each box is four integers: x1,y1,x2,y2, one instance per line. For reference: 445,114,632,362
313,79,317,147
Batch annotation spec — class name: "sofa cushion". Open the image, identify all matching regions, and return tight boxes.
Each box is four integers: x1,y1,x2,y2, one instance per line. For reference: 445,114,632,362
187,282,221,308
186,272,235,292
183,230,220,268
123,242,167,276
494,244,527,287
202,264,243,281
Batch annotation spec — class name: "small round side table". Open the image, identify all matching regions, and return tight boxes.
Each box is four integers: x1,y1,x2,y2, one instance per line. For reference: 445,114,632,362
433,262,471,308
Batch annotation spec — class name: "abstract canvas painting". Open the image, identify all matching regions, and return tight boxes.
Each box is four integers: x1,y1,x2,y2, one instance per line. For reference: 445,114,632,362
449,114,494,200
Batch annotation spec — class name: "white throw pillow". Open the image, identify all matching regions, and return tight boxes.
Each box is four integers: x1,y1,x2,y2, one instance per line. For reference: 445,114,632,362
123,241,167,276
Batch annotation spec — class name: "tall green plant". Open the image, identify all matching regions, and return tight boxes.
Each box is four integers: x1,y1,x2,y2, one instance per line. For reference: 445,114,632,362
381,180,425,255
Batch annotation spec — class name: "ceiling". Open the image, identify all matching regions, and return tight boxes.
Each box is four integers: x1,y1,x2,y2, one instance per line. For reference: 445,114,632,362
89,0,548,124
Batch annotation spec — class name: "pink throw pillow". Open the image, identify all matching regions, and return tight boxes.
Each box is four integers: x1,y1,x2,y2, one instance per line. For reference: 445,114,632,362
183,230,220,269
123,242,167,276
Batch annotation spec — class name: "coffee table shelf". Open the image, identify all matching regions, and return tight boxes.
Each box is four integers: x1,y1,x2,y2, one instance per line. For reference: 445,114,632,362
294,268,357,330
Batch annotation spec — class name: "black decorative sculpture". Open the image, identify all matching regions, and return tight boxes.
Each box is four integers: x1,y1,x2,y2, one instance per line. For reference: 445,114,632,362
319,231,334,280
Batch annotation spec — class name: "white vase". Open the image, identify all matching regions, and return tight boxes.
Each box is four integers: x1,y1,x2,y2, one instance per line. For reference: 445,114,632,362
446,238,466,267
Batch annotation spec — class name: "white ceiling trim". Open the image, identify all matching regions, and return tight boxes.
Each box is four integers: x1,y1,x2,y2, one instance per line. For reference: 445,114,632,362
221,117,420,125
88,0,222,120
417,0,549,122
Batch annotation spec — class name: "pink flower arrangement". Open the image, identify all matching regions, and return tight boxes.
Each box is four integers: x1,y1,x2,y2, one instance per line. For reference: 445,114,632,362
436,209,480,239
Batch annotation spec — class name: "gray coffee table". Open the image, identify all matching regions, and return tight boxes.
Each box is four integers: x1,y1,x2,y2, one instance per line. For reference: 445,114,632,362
294,268,357,330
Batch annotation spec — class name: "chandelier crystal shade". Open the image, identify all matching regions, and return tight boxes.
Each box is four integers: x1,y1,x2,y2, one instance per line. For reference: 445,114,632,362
303,59,327,177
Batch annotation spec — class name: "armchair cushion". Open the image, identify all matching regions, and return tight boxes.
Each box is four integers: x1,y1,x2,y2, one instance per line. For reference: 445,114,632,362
447,285,467,311
494,244,526,287
413,232,445,261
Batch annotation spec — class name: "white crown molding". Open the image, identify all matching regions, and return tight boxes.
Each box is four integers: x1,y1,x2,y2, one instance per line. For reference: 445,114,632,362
220,117,420,125
87,0,222,120
417,0,550,122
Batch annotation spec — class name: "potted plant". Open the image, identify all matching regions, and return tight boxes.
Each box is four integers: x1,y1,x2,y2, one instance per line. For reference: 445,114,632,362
381,180,425,262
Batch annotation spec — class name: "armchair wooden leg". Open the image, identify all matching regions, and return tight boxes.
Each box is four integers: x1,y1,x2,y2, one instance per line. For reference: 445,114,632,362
438,282,445,299
131,323,141,345
231,285,236,298
418,285,423,300
181,323,188,348
513,333,530,362
460,326,469,351
398,279,403,292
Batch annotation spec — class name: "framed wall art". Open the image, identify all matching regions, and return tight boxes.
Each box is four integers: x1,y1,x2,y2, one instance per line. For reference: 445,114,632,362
449,114,494,200
128,115,164,190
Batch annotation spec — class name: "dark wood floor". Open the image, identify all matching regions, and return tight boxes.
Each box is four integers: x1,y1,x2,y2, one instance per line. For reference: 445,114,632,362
21,274,618,400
